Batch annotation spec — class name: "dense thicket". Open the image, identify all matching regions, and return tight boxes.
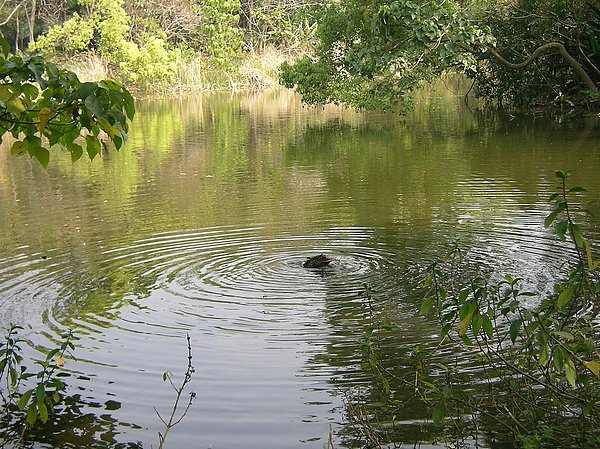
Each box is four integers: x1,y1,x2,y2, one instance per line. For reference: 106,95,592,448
280,0,600,110
1,0,598,109
0,0,316,85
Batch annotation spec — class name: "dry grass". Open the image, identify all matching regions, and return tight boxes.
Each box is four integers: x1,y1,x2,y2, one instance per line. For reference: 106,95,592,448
60,53,112,82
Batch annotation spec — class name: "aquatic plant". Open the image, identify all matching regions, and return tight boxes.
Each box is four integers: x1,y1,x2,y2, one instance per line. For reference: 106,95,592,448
155,333,196,449
0,325,74,446
353,171,600,448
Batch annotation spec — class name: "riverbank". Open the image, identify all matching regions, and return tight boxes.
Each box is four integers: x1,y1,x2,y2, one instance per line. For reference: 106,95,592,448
61,47,293,98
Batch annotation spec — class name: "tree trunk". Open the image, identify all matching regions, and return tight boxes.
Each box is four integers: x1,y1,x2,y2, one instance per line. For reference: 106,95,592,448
487,42,598,92
28,0,37,44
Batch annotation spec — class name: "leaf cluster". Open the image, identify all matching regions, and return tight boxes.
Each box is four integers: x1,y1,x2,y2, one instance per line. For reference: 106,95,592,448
279,0,494,110
417,171,600,447
0,37,135,166
1,325,75,445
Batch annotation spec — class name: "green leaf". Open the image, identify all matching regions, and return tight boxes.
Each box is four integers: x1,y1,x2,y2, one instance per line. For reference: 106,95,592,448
26,402,37,426
544,207,563,228
441,323,452,338
10,141,27,157
420,297,435,315
509,319,522,343
568,186,587,193
432,401,445,424
554,331,575,341
564,357,577,388
571,223,585,248
422,274,433,288
78,82,98,99
85,135,101,160
557,284,576,307
38,401,49,422
548,192,560,201
68,142,83,162
482,314,493,339
471,312,482,335
584,360,600,377
6,97,27,114
458,311,473,337
18,389,33,410
32,147,50,168
555,220,568,241
36,383,46,404
0,37,9,57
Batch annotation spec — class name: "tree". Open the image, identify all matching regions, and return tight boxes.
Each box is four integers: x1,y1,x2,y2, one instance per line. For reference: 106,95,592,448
0,37,135,166
280,0,599,110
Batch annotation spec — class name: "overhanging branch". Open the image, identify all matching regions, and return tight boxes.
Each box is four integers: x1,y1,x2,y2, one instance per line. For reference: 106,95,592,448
486,42,598,92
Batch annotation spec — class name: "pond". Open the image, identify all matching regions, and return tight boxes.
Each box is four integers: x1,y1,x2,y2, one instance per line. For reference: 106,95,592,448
0,88,599,448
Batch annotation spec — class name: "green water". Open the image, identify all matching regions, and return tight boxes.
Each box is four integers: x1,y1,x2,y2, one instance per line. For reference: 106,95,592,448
0,88,599,448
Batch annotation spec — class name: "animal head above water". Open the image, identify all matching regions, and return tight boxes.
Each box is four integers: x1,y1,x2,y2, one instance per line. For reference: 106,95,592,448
303,254,332,268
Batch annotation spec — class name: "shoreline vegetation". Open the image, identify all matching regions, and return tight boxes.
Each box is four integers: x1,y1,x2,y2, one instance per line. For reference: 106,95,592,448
2,0,597,111
61,46,298,98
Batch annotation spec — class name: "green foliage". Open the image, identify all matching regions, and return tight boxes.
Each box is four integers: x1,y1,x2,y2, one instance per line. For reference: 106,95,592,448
0,37,135,166
350,171,600,448
473,0,600,108
30,0,178,84
280,0,599,110
118,34,178,84
197,0,244,68
280,0,494,110
31,13,96,55
0,324,74,445
415,171,600,447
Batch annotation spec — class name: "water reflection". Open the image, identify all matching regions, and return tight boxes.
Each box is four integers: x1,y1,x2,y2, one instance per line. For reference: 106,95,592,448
0,88,599,448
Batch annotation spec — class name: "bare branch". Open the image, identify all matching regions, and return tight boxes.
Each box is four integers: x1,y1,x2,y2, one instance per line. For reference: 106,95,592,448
0,0,26,27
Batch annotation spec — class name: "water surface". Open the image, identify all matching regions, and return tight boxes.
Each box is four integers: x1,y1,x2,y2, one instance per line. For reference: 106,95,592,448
0,88,599,448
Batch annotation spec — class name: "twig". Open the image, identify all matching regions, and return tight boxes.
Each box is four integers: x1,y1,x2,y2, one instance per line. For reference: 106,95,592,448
154,334,196,449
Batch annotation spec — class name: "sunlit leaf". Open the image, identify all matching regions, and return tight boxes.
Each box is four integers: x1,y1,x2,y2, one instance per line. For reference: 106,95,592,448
565,357,577,388
37,107,53,134
10,141,27,157
6,97,27,114
584,361,600,377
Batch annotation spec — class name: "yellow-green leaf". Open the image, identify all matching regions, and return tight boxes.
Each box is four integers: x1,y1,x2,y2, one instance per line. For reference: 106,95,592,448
458,311,474,337
565,357,577,388
10,141,27,157
37,107,52,134
6,97,27,114
584,360,600,377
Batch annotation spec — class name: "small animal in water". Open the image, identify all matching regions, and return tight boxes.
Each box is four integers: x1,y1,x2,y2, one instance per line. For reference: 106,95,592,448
303,254,332,268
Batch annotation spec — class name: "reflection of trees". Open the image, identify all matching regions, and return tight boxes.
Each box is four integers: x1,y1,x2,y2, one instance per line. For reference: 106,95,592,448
3,391,142,449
